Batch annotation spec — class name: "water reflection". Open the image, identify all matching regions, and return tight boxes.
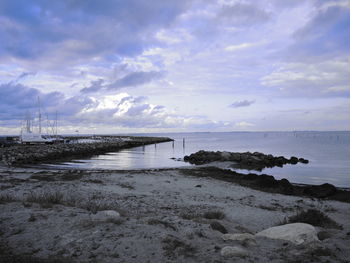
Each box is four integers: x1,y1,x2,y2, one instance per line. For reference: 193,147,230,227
49,132,350,187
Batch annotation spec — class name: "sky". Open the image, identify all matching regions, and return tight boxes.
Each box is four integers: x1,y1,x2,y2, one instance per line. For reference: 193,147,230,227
0,0,350,135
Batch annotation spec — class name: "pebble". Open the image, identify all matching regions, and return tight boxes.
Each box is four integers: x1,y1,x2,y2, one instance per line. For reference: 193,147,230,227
220,246,248,258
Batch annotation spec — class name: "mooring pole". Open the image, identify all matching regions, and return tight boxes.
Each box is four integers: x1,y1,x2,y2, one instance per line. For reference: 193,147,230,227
183,138,185,148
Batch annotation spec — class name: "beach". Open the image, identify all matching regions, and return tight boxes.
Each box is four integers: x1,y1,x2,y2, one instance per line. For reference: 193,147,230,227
1,165,350,262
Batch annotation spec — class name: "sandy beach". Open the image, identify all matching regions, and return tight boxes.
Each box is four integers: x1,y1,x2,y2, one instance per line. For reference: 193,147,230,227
1,165,349,263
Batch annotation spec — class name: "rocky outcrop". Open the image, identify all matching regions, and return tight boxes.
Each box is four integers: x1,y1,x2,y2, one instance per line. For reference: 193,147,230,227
179,167,350,202
0,136,172,166
184,150,309,170
303,183,337,198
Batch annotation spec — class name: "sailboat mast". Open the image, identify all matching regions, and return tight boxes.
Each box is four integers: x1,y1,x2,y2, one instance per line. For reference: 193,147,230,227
55,111,58,138
38,97,42,134
25,111,31,133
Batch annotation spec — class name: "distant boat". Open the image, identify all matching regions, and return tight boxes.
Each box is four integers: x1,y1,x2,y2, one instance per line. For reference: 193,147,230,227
20,98,61,144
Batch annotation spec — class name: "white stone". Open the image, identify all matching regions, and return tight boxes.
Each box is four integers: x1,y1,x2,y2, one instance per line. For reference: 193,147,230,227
220,246,248,258
92,210,121,222
222,233,255,241
255,223,319,245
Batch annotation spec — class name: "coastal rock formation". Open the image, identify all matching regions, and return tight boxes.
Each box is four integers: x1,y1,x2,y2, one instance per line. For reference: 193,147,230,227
256,223,319,245
303,183,337,198
0,136,172,166
183,150,309,170
180,167,350,202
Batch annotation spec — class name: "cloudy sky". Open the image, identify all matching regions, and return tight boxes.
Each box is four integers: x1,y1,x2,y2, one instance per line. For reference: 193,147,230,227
1,0,349,134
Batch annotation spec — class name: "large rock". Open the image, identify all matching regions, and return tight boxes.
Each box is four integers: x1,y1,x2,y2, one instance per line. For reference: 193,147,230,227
220,246,248,258
256,223,319,245
303,183,337,198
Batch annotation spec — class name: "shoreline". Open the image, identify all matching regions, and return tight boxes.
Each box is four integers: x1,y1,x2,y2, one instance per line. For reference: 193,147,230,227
1,166,350,262
5,164,349,202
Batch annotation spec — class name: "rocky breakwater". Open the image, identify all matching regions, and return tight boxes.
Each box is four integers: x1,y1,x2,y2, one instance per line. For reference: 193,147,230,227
0,136,172,166
184,150,309,170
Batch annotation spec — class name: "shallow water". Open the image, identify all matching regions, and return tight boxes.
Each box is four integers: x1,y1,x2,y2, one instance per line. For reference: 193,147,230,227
50,131,350,187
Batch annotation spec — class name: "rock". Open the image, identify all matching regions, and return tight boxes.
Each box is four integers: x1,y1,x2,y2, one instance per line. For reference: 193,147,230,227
303,183,337,198
257,174,278,188
92,210,121,223
279,178,294,194
256,223,319,245
210,221,227,234
221,151,231,160
317,231,332,241
299,158,309,164
183,150,309,170
290,156,299,164
222,233,255,242
220,246,248,258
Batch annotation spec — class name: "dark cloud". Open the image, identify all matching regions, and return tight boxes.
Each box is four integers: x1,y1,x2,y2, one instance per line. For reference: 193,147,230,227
229,100,255,108
291,5,350,58
0,0,194,67
80,71,164,93
80,79,105,93
109,71,164,90
0,82,64,120
218,3,270,26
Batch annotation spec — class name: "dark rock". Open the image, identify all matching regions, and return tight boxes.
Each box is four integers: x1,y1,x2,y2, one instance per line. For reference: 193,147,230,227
210,221,228,234
279,178,294,194
183,150,309,170
304,183,337,198
299,158,309,164
257,174,278,188
290,157,298,164
317,231,332,240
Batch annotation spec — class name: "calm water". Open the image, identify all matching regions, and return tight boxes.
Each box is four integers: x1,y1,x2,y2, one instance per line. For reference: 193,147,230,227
51,132,350,187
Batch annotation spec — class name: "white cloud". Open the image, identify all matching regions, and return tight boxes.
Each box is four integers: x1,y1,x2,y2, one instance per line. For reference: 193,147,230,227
224,42,256,51
261,57,350,97
235,121,255,128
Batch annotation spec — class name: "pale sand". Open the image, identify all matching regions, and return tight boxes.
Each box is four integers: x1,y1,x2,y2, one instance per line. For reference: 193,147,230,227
0,166,349,262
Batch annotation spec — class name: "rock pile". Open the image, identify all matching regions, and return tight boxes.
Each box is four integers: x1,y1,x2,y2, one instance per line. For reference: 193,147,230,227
180,167,350,202
184,150,309,170
0,137,172,166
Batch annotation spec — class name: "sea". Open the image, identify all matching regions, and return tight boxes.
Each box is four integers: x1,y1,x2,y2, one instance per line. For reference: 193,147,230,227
50,131,350,188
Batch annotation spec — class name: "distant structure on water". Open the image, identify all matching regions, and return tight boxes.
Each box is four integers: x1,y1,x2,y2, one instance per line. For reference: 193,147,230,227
20,98,62,144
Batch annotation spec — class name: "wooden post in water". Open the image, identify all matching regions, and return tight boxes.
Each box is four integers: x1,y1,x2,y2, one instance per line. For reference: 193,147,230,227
172,140,174,148
183,138,185,148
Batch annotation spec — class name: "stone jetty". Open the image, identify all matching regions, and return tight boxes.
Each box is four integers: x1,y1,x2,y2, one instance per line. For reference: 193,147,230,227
0,136,172,166
184,150,309,170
